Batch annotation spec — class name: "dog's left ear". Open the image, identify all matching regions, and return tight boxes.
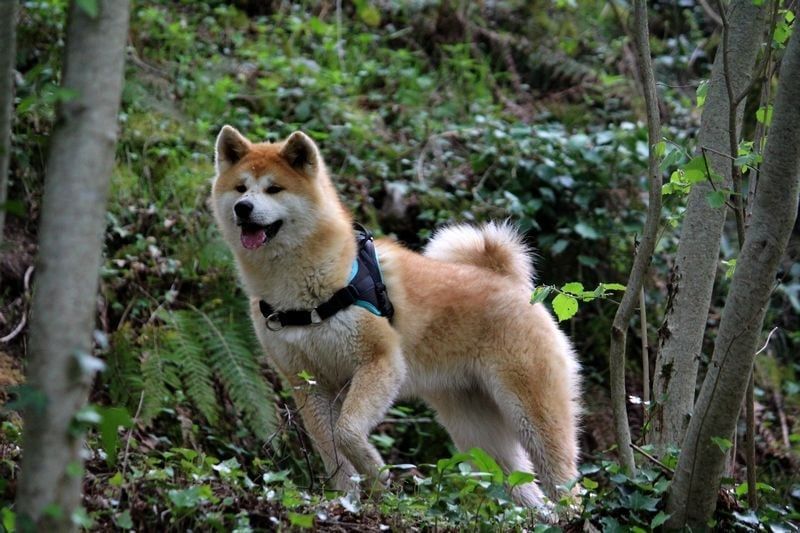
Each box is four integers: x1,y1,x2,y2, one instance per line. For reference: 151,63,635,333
279,131,319,176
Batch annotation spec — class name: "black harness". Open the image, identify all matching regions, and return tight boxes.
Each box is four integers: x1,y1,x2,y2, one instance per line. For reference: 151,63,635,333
258,224,394,331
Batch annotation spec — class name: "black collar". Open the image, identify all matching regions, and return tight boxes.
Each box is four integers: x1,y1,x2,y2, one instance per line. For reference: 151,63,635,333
259,224,394,331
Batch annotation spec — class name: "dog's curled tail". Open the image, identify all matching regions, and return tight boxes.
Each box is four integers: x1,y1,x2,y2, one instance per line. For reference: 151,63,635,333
424,221,534,288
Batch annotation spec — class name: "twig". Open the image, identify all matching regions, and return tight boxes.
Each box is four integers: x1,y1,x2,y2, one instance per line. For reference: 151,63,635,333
630,443,674,476
609,0,662,475
774,386,791,449
717,0,748,245
745,372,758,509
0,313,26,343
755,326,779,355
698,0,723,25
0,265,34,343
733,0,780,107
639,287,650,426
118,390,145,501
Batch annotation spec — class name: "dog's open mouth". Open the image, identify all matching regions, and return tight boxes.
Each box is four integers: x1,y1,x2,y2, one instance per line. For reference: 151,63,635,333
239,220,283,250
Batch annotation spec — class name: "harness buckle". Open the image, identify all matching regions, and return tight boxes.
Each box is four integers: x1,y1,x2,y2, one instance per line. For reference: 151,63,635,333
265,313,284,331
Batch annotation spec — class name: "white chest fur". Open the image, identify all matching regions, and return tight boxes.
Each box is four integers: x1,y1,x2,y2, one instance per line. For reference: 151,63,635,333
251,305,365,389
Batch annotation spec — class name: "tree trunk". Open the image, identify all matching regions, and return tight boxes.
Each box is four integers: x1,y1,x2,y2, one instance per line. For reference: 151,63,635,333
16,1,130,529
608,0,662,475
0,0,17,248
651,0,766,450
666,28,800,529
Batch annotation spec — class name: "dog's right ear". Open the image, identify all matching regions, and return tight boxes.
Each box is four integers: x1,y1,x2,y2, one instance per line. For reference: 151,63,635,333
215,125,251,174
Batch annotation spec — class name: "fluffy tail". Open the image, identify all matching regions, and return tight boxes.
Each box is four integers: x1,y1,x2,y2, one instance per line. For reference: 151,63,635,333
424,221,534,288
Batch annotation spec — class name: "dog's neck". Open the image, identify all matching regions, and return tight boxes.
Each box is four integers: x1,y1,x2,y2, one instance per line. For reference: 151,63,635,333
236,215,357,310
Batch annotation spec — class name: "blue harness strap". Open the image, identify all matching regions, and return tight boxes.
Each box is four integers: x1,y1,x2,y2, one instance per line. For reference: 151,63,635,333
258,223,394,329
347,223,394,318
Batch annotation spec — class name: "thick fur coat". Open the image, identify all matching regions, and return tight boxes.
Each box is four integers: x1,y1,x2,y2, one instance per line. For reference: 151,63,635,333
210,126,581,511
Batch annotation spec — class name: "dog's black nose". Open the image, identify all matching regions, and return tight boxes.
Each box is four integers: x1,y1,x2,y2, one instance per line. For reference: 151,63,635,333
234,200,253,219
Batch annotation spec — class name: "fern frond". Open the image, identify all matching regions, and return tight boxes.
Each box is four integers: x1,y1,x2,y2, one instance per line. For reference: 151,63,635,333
191,306,277,441
167,311,221,426
140,342,173,424
105,326,144,408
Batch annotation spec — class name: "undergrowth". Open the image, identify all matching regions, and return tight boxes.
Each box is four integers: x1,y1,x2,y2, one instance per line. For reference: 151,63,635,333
1,0,799,531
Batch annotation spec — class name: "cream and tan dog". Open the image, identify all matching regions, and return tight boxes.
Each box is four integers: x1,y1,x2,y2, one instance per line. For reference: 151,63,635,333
210,126,581,510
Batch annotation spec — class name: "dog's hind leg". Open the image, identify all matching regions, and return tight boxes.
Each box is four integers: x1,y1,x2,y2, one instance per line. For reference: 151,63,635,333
486,350,581,499
427,388,547,509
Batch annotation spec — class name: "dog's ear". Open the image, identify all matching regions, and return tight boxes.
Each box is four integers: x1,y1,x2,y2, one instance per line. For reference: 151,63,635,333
279,131,319,176
215,125,251,174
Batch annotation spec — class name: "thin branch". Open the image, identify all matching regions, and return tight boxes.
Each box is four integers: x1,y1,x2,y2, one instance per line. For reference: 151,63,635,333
639,287,650,423
717,0,749,244
609,0,663,475
733,0,780,107
630,443,674,476
699,0,723,25
0,313,26,344
0,265,33,343
118,390,145,501
755,326,779,355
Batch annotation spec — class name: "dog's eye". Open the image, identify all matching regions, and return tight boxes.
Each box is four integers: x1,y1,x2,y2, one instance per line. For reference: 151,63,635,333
265,185,284,194
235,185,246,193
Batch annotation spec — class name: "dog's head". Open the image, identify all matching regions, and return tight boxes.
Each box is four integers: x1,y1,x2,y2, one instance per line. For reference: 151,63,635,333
210,126,329,256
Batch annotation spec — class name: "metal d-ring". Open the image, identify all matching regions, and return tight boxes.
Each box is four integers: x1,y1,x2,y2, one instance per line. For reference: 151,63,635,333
266,313,283,331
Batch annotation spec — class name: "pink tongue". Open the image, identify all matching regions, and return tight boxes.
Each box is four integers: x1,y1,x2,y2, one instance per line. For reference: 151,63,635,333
241,228,267,249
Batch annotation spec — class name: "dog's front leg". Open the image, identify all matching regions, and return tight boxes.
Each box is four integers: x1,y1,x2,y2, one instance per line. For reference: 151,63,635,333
291,384,360,493
334,336,405,493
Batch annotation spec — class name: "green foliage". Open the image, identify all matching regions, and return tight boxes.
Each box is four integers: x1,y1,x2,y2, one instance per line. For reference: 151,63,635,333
5,0,800,530
533,282,626,322
102,301,276,443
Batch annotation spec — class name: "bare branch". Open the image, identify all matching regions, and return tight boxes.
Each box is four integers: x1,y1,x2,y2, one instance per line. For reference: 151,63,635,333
609,0,663,475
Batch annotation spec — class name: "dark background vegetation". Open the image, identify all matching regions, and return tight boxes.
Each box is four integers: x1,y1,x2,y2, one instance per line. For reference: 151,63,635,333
1,0,798,530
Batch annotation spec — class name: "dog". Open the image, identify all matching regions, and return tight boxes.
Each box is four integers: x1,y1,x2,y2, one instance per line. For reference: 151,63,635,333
210,126,581,511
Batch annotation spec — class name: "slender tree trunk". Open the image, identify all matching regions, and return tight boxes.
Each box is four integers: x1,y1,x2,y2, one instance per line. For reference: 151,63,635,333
608,0,662,475
666,28,800,529
16,1,130,529
651,0,766,450
0,0,17,248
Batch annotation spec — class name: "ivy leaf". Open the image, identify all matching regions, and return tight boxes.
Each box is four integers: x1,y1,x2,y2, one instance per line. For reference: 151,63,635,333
683,156,715,184
706,190,726,209
574,222,599,240
357,5,381,27
552,293,578,321
289,513,314,529
98,407,133,466
508,471,535,487
721,259,737,280
530,286,553,305
654,140,666,158
561,282,585,295
114,510,133,530
651,511,670,528
582,477,599,490
76,0,99,18
711,436,733,453
468,447,504,485
626,491,660,511
696,80,709,108
755,105,774,125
